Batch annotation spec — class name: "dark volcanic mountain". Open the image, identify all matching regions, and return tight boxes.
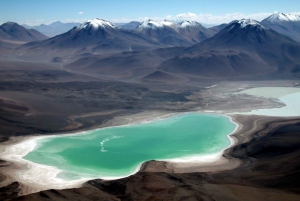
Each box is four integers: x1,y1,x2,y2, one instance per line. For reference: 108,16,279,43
17,19,162,57
261,12,300,42
135,19,193,47
175,21,215,43
159,19,300,78
0,22,48,42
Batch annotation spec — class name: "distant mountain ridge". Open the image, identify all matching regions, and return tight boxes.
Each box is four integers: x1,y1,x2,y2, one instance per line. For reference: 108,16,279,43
25,21,81,37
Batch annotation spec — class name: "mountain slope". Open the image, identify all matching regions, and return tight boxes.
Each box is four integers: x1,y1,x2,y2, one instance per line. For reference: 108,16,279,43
175,21,215,43
64,47,185,81
159,19,300,78
261,12,300,42
0,22,48,42
140,70,189,83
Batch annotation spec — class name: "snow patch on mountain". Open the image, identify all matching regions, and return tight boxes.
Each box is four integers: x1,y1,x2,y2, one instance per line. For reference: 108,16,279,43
176,21,199,28
230,19,265,29
77,18,118,30
136,19,165,30
161,20,176,27
263,12,300,22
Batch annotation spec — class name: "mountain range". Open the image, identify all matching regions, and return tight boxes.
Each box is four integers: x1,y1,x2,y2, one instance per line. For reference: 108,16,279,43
14,18,223,58
159,19,300,78
60,18,300,82
18,12,300,43
16,19,165,58
2,12,300,80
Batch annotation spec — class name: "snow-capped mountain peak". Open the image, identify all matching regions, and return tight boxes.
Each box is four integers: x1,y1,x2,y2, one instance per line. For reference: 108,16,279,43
176,21,200,28
230,19,264,29
161,20,176,27
77,18,119,30
261,12,300,42
136,19,165,30
263,12,300,22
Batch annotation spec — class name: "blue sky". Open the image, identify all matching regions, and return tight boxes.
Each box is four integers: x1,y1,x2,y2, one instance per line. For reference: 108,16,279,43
1,0,300,25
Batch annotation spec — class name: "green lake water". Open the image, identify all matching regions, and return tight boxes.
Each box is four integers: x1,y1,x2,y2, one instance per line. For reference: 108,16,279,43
24,113,236,180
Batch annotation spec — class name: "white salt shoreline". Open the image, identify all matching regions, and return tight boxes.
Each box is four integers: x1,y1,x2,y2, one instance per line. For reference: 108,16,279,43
0,112,238,194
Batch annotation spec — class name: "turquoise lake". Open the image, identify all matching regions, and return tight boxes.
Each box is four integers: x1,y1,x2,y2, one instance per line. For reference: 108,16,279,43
24,113,236,180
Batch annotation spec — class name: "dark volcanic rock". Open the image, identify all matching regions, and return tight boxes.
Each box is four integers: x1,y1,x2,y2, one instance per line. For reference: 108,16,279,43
0,182,21,200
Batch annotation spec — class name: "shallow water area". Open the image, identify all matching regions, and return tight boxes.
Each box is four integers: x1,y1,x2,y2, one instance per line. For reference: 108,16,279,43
236,87,300,117
23,113,236,180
